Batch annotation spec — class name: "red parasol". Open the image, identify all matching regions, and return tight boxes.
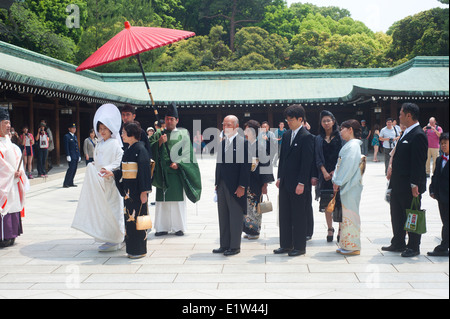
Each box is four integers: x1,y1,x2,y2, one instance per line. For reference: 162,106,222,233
76,21,195,118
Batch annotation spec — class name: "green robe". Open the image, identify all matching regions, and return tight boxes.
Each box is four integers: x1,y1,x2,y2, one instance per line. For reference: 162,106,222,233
150,128,202,203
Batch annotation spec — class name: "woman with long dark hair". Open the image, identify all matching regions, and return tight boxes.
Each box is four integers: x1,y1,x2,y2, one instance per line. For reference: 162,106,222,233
314,110,343,242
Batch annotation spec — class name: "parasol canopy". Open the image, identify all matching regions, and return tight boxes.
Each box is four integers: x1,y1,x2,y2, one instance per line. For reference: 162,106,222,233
76,21,195,72
76,21,195,109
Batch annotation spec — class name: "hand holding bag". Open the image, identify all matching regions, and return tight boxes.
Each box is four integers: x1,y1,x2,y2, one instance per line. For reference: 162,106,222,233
326,190,342,223
257,194,273,214
135,203,153,231
325,190,337,214
404,196,426,234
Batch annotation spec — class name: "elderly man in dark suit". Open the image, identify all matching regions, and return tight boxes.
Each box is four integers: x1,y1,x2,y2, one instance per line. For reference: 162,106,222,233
428,132,449,257
383,103,428,257
214,115,251,256
275,104,314,257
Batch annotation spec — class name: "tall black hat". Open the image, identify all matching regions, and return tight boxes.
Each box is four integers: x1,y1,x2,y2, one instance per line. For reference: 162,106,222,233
165,102,178,119
0,107,10,121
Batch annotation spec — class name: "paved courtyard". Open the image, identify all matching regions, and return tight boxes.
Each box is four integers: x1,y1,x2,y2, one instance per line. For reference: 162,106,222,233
0,156,448,299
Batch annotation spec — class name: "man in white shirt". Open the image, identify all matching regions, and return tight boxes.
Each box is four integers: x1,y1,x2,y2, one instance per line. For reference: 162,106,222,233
379,118,400,175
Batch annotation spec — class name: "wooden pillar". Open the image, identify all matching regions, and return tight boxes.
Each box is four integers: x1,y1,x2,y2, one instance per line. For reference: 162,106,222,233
54,98,60,166
28,94,34,134
379,100,386,126
76,101,81,150
216,108,223,130
390,100,398,121
268,106,274,128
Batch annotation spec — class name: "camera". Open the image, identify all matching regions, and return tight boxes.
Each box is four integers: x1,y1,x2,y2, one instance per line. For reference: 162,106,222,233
426,126,431,129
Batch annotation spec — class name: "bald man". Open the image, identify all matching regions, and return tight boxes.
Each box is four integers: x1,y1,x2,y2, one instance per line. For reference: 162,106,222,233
213,116,251,256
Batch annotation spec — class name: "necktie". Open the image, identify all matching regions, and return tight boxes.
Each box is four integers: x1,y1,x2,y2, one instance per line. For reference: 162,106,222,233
442,154,448,171
225,137,232,152
290,131,296,146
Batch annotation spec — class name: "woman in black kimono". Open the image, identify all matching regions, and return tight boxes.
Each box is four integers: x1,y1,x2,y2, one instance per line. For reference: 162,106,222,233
243,120,275,239
106,122,152,259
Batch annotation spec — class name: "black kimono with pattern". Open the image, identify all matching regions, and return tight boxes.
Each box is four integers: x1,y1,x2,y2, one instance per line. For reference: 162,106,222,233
114,141,152,256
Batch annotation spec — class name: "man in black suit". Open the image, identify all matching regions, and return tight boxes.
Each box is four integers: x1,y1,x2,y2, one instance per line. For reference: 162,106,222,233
275,104,314,256
428,132,449,257
214,115,251,256
383,103,428,257
63,123,81,188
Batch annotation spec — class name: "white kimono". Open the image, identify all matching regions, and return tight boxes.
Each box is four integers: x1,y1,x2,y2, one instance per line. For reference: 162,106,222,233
0,135,28,216
72,103,125,243
72,138,124,243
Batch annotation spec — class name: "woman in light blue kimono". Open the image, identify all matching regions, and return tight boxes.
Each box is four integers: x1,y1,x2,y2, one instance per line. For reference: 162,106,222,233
332,119,364,256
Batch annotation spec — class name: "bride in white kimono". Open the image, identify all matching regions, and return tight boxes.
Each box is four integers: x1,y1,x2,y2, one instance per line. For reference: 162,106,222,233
71,104,125,251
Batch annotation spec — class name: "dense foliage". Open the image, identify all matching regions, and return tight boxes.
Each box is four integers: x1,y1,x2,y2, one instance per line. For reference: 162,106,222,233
0,0,448,72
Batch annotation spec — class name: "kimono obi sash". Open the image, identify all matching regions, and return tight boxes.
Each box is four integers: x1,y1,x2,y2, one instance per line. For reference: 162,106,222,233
122,162,138,179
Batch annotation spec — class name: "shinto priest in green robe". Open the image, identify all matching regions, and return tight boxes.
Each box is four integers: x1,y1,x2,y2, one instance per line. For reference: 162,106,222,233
150,103,202,235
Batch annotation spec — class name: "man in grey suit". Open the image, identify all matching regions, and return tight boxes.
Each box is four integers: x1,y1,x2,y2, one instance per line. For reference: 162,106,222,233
214,115,251,256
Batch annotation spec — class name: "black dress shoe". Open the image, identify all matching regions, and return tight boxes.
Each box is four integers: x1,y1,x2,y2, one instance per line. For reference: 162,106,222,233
175,230,184,236
69,184,77,187
273,247,292,254
401,248,420,257
224,248,240,256
381,245,406,252
212,247,228,254
63,185,70,188
427,250,449,257
288,249,306,257
155,231,168,237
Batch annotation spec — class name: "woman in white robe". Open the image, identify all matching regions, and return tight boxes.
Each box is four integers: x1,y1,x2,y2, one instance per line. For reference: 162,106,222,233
71,104,124,251
332,119,364,256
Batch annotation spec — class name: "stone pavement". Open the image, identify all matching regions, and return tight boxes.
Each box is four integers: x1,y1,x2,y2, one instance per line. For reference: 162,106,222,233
0,156,448,299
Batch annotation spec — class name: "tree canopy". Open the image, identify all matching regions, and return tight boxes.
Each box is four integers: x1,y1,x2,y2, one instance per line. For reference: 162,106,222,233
0,0,448,72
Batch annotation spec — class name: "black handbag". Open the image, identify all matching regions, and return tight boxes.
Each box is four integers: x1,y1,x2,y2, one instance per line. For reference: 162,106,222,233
332,191,342,223
319,189,334,212
324,190,342,223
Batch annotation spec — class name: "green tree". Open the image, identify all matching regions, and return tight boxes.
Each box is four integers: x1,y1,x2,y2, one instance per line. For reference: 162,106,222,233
24,0,87,44
155,25,231,72
228,52,274,70
200,0,271,52
290,30,329,68
233,26,290,69
323,33,385,68
0,2,77,62
387,7,449,60
257,0,301,41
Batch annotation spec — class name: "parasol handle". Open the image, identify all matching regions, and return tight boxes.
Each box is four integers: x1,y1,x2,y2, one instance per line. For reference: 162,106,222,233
136,54,156,108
